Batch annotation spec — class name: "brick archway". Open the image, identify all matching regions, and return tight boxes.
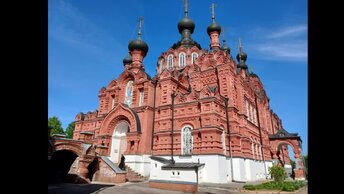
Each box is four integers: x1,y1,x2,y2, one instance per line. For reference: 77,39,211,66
100,103,141,136
269,128,305,180
99,103,142,156
52,139,96,181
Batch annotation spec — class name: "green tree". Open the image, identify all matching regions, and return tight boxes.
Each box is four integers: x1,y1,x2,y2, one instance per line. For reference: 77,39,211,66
48,116,64,135
65,122,75,139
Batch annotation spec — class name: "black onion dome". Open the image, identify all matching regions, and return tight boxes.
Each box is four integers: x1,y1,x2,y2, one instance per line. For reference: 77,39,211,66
236,51,247,62
222,45,230,53
123,54,132,65
178,17,195,34
207,22,221,35
128,39,149,53
237,61,248,69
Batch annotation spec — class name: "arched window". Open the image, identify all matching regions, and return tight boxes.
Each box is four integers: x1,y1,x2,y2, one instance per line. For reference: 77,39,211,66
179,53,186,67
251,142,255,159
181,125,193,155
160,59,165,73
191,52,198,64
124,81,133,107
168,55,173,69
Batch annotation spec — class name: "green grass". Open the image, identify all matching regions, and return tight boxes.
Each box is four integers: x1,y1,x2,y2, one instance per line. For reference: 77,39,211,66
243,181,307,192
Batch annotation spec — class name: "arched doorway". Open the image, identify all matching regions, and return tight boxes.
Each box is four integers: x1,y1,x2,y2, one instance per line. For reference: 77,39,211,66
87,159,99,181
110,121,129,164
276,143,296,179
48,150,78,183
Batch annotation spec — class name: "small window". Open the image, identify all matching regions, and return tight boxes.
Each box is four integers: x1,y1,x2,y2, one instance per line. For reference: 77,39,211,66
181,126,193,155
179,53,186,67
160,59,165,73
124,81,133,107
168,55,173,69
139,89,144,106
191,52,198,64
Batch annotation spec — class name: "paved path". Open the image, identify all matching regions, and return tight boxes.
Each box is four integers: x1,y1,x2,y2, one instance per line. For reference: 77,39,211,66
48,181,308,194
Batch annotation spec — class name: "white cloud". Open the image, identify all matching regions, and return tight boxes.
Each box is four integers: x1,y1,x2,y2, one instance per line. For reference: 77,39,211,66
244,24,307,62
268,25,307,39
252,42,307,61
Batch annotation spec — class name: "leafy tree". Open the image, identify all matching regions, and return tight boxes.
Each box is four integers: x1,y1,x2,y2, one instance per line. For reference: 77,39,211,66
48,116,64,135
65,122,75,139
269,165,287,184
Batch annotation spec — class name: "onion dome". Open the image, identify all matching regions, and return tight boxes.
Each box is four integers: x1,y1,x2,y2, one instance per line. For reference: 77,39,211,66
207,22,221,35
128,39,149,53
207,3,221,35
236,38,248,69
178,0,195,34
122,53,132,65
221,40,230,53
178,17,195,34
128,16,149,54
236,51,247,62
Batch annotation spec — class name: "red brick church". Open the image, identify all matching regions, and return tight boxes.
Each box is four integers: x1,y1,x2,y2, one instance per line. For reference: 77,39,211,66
49,1,305,184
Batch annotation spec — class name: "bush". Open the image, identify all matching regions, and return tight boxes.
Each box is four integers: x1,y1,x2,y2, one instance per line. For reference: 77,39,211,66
269,165,287,184
243,185,256,190
282,183,295,192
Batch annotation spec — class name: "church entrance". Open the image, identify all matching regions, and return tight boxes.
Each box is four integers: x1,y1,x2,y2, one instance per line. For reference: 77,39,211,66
110,121,129,164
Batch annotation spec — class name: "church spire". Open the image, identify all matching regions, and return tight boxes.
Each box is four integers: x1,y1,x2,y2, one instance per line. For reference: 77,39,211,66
177,0,195,45
128,16,149,72
207,3,221,50
137,16,143,40
236,38,248,77
184,0,188,17
221,27,230,54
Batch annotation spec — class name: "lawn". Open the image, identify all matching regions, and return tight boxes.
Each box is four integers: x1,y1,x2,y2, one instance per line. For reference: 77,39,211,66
243,181,307,192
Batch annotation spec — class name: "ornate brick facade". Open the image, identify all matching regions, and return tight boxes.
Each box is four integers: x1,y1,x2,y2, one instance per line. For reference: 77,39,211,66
51,1,305,183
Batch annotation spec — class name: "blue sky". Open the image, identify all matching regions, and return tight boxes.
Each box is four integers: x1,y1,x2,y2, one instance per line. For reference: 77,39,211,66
48,0,307,155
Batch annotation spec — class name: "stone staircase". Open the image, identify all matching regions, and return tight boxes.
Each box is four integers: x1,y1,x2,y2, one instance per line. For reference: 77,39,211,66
125,165,148,182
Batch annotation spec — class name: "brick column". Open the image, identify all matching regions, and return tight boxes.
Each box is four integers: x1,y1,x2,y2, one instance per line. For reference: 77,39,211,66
77,156,94,179
294,154,306,180
271,150,279,165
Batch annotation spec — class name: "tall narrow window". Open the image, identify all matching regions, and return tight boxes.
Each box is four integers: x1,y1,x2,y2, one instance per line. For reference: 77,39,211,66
181,126,193,155
191,52,198,64
139,89,144,106
253,108,257,125
160,59,165,73
124,81,133,107
111,96,115,109
245,100,249,119
179,53,186,67
168,55,173,69
251,142,255,159
250,105,253,122
222,130,226,155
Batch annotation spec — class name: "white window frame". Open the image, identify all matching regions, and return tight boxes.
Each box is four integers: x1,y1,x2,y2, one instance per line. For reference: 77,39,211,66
191,52,198,64
179,52,186,67
181,125,193,155
124,80,133,107
168,55,174,69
